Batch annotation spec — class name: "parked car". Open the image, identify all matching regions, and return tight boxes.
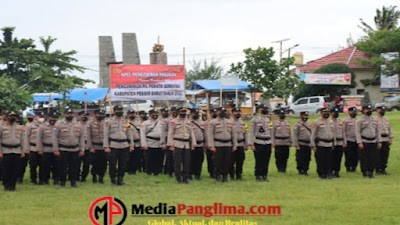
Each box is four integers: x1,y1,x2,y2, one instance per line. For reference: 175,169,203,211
289,96,332,114
104,100,154,116
375,95,400,111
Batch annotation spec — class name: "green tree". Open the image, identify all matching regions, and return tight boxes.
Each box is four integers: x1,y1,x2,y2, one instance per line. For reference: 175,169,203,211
185,59,223,89
0,27,93,94
359,5,400,35
0,75,32,111
293,63,357,100
356,28,400,86
229,47,300,102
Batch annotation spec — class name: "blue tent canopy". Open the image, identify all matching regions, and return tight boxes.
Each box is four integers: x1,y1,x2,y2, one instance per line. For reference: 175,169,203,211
191,80,253,91
32,94,62,103
55,88,109,102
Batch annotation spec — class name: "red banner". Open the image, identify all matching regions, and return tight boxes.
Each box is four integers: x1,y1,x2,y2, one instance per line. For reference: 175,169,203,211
110,64,185,101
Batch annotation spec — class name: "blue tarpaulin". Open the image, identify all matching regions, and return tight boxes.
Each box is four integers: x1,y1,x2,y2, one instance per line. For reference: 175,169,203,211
32,88,109,102
191,80,253,91
55,88,109,102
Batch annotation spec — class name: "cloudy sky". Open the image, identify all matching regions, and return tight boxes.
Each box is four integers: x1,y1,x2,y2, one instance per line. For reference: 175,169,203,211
1,0,398,88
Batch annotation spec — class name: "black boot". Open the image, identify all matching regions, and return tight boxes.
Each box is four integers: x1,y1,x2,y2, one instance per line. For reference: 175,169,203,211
71,181,78,188
216,175,222,182
362,172,368,177
117,176,125,185
303,171,309,176
262,176,269,182
195,175,201,180
176,178,182,184
334,171,340,178
368,171,374,179
382,170,390,175
183,178,189,184
53,178,59,185
60,181,66,187
230,174,235,181
99,176,104,184
80,177,86,182
111,177,117,185
236,174,243,180
222,176,228,183
92,175,98,183
256,176,262,182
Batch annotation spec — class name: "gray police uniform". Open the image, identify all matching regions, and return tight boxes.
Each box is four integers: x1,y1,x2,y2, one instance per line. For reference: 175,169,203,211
293,121,311,174
140,119,165,175
343,116,358,171
249,116,272,177
374,116,394,173
272,120,292,172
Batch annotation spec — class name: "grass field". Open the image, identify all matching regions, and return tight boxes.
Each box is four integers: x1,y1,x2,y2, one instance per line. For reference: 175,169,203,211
0,112,399,225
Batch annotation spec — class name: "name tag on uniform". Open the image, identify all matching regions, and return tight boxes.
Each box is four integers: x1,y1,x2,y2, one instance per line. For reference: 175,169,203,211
3,131,9,134
256,123,262,127
216,125,222,128
300,127,305,130
363,122,368,125
320,124,326,128
277,127,281,130
62,129,68,132
348,123,353,126
45,130,51,134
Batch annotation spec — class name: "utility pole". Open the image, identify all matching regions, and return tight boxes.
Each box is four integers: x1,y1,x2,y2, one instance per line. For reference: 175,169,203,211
272,38,290,61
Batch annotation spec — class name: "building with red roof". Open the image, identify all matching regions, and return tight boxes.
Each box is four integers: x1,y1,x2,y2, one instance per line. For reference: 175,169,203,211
296,46,382,102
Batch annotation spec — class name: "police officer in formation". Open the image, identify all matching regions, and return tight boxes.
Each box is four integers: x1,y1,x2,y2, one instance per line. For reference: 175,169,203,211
24,111,45,184
140,109,166,175
272,109,292,173
37,111,59,185
77,111,91,182
53,108,85,187
126,109,141,175
356,104,382,178
0,111,25,191
86,109,106,183
374,106,393,175
310,107,335,179
167,107,196,183
330,107,345,178
160,107,174,176
103,105,134,185
343,107,359,172
204,108,217,178
190,108,206,180
208,107,237,182
293,111,311,175
249,104,272,182
230,107,248,181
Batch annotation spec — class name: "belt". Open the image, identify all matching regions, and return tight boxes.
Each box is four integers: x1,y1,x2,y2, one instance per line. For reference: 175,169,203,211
275,136,289,140
110,138,128,143
381,134,389,137
30,143,36,147
298,139,310,144
319,138,333,143
1,143,20,148
256,137,271,141
43,143,53,147
174,138,190,142
59,144,79,149
336,138,344,141
237,139,244,143
146,136,160,141
196,140,204,144
361,136,376,141
214,138,232,143
92,142,103,146
134,139,140,143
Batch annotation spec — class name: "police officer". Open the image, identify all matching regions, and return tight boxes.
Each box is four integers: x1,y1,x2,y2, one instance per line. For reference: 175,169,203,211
356,104,382,178
204,108,218,178
208,107,237,182
77,111,91,182
190,108,205,180
168,108,196,183
272,109,292,173
0,111,25,191
310,107,335,179
126,109,141,175
343,107,359,172
37,111,59,185
53,108,85,187
160,107,174,176
330,107,346,178
104,105,134,185
25,111,45,184
293,111,311,175
249,104,272,182
137,110,148,172
16,113,28,183
230,107,248,180
374,106,393,175
140,109,166,175
87,109,106,183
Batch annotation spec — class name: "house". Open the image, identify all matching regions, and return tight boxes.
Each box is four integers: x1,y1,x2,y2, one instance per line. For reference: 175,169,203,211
296,46,382,103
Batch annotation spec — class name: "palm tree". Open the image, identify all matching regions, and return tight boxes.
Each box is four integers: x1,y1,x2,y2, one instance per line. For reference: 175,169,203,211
359,5,400,34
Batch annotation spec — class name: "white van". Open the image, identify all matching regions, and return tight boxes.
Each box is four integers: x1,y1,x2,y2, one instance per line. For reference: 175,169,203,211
290,96,332,114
